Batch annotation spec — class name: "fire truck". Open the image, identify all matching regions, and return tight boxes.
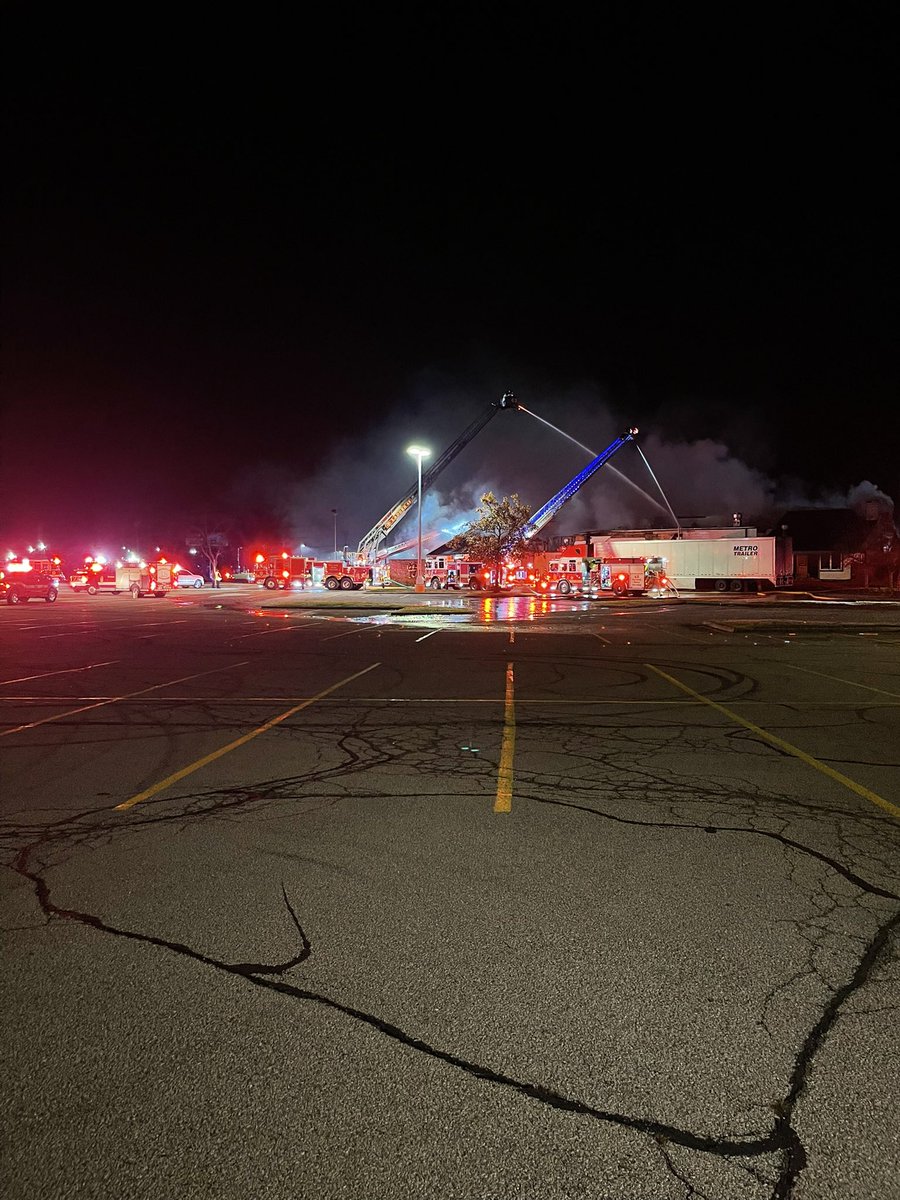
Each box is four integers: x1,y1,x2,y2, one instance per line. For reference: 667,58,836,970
253,552,370,591
69,556,119,594
385,555,489,589
358,392,520,576
114,559,175,598
526,547,670,597
494,427,642,593
11,554,67,587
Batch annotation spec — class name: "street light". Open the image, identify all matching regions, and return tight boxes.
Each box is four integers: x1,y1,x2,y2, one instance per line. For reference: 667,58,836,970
407,444,431,593
332,508,338,556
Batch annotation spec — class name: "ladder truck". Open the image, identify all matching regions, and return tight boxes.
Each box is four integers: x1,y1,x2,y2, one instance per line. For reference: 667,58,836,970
500,427,640,592
519,427,639,544
357,392,521,575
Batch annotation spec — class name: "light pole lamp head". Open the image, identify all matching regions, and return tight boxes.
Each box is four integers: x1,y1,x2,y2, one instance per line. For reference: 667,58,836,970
406,445,431,463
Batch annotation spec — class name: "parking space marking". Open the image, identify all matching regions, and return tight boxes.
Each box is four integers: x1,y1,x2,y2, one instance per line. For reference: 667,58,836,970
0,662,250,738
233,621,319,640
647,663,900,820
322,626,380,641
0,661,119,686
115,662,381,810
782,661,900,698
494,662,516,814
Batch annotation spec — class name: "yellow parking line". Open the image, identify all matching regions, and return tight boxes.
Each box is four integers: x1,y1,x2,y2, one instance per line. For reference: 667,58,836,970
647,663,900,820
494,662,515,813
115,662,381,811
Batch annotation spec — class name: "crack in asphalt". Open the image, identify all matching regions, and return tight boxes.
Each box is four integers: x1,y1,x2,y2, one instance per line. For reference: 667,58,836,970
3,693,897,1199
9,820,899,1200
528,794,899,902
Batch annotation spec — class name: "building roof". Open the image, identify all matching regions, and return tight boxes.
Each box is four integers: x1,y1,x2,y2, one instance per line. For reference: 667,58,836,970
773,508,873,552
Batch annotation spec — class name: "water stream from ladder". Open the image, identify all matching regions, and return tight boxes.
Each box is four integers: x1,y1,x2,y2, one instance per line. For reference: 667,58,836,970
517,405,680,526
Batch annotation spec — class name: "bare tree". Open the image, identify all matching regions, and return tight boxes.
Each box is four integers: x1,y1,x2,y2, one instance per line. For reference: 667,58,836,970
184,517,232,589
446,492,532,588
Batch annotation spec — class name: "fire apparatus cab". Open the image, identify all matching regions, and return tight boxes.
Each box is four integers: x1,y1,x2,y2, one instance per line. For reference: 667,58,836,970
254,553,312,590
16,555,66,587
69,556,118,594
586,558,647,597
422,555,486,589
530,547,588,595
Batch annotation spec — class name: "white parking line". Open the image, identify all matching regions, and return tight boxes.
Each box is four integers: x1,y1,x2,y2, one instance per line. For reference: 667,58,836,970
0,661,250,737
0,660,119,686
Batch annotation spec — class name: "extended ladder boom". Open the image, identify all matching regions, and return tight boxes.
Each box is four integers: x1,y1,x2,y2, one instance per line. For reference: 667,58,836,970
521,427,638,540
357,392,520,561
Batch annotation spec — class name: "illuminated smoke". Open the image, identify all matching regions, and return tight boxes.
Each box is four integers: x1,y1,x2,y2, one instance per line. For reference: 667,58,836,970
226,379,895,554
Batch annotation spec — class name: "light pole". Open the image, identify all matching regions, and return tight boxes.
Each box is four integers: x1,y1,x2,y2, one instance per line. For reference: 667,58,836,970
331,509,337,556
407,445,430,593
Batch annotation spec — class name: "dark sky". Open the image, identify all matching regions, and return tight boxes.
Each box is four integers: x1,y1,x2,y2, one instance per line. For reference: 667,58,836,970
3,10,898,560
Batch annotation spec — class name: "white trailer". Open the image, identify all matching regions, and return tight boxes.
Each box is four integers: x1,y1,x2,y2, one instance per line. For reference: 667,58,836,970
590,533,793,592
114,561,174,598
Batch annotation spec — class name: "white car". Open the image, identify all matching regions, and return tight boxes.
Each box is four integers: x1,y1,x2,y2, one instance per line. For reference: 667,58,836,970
173,571,206,589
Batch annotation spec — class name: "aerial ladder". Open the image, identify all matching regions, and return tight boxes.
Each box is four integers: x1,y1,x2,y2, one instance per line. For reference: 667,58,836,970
356,392,520,565
520,427,639,542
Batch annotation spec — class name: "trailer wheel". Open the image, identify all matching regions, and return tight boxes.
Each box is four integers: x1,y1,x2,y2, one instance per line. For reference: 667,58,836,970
715,579,728,592
130,584,142,599
325,577,340,590
730,580,743,592
263,577,278,590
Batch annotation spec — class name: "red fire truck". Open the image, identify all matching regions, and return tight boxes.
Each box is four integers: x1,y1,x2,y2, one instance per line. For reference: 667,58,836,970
253,552,370,591
11,554,67,588
530,547,672,598
386,555,489,589
69,556,118,594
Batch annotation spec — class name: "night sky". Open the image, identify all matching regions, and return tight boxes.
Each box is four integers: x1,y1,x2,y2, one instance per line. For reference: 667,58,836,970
3,11,897,562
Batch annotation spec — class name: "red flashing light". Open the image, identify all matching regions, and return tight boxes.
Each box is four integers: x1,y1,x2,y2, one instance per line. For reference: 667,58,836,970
281,570,289,578
255,553,264,564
